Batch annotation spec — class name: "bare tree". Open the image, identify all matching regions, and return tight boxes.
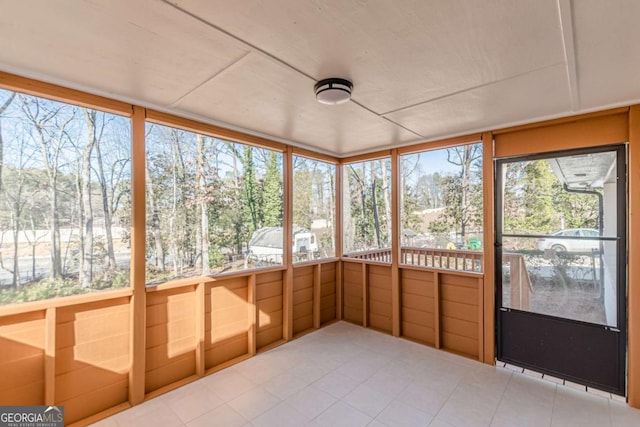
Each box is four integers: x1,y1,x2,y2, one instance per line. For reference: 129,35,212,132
196,134,210,275
22,97,75,278
78,109,98,288
92,112,117,270
380,159,392,246
446,144,482,240
0,92,17,193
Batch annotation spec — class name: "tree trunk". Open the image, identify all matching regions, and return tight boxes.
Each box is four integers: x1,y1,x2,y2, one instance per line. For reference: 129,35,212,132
369,164,382,248
328,172,336,256
371,182,381,248
342,168,352,252
23,98,69,279
76,159,85,284
29,211,37,280
80,109,97,288
0,92,16,194
196,134,210,275
145,168,165,270
380,159,392,247
94,129,117,270
50,182,62,277
11,206,20,288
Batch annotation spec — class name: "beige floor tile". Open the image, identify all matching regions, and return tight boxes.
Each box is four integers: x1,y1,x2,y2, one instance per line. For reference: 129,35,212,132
251,401,310,427
312,370,361,398
396,381,451,416
94,322,640,427
437,384,502,427
227,386,281,421
115,402,183,427
428,419,456,427
551,386,611,427
314,401,372,427
343,383,395,417
609,399,640,427
375,400,433,427
203,370,257,402
262,372,308,399
362,370,411,397
90,417,118,427
186,403,247,427
284,385,337,419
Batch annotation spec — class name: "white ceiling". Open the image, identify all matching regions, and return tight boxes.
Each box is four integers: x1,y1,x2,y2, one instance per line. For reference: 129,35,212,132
1,0,639,156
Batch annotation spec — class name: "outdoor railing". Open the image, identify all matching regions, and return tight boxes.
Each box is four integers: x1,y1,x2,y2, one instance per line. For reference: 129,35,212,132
345,247,484,273
344,248,393,263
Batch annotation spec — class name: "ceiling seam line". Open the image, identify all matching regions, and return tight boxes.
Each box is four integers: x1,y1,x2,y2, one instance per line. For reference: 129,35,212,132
379,62,567,116
160,0,317,82
167,51,253,108
348,99,422,137
557,0,580,111
380,117,424,138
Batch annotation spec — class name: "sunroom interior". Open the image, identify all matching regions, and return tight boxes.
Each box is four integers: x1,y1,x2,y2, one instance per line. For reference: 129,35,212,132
0,1,640,426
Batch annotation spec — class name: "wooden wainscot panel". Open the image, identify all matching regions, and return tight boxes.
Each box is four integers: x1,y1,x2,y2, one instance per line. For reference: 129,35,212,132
439,273,480,359
145,287,196,394
0,311,46,405
205,277,250,370
320,262,337,325
368,265,392,334
256,271,284,349
342,262,363,325
400,269,436,345
56,297,130,424
292,266,314,335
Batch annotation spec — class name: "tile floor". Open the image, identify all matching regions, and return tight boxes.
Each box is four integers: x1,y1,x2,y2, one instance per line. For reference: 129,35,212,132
94,322,640,427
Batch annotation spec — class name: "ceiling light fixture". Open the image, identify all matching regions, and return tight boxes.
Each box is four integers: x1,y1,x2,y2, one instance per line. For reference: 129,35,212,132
314,78,353,105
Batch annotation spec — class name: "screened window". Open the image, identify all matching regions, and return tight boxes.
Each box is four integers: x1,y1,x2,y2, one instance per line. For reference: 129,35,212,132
400,143,483,271
342,158,392,261
292,156,336,262
145,123,283,284
0,89,132,304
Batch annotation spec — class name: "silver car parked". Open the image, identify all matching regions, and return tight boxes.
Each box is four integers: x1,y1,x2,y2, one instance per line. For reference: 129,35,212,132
537,228,600,252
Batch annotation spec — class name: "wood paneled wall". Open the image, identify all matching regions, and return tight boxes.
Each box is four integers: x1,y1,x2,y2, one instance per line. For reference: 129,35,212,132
401,269,436,345
145,287,197,393
368,265,393,334
256,271,284,350
0,263,339,426
206,277,249,369
320,263,337,325
440,273,483,359
342,264,485,361
0,311,45,405
292,266,314,335
343,262,364,325
0,293,132,425
56,298,130,423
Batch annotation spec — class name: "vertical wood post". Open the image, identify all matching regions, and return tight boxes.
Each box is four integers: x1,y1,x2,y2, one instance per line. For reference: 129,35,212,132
283,147,294,341
336,163,343,320
482,132,496,365
362,263,369,327
44,307,56,405
195,282,205,377
434,271,441,349
248,274,257,356
313,264,322,329
391,150,401,337
478,277,485,362
129,105,147,404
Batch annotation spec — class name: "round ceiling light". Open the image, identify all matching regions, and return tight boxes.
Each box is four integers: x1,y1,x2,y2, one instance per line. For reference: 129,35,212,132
314,78,353,105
